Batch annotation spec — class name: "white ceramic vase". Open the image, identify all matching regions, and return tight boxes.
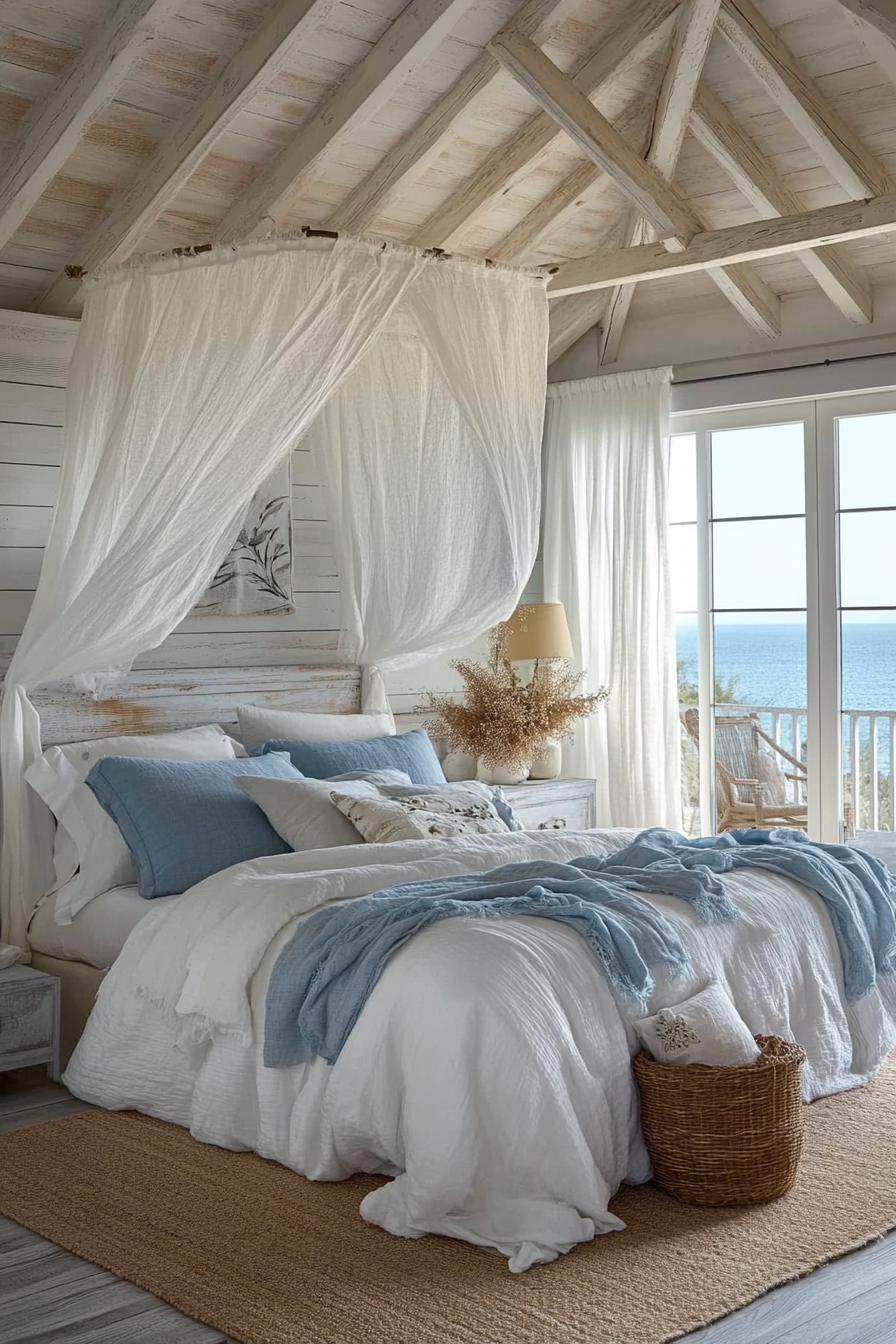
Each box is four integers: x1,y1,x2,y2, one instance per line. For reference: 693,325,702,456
528,738,562,779
442,750,478,781
476,757,530,786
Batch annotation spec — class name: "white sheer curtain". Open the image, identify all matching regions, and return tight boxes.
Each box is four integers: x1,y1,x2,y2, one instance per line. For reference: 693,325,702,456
1,235,548,950
307,259,547,674
542,368,680,829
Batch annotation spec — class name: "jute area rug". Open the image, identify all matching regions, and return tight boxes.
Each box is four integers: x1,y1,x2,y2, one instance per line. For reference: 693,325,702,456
1,1059,895,1344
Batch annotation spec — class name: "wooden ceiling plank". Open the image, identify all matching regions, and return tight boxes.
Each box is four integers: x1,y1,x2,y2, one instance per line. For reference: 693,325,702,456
717,0,892,201
326,0,573,233
413,0,682,250
690,81,872,324
487,28,699,243
547,190,896,295
216,0,480,243
547,290,610,364
838,5,896,91
0,0,181,254
600,0,727,363
835,0,896,45
35,0,339,317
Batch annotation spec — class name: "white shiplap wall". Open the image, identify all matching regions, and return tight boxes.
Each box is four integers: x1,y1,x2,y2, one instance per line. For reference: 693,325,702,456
0,310,542,713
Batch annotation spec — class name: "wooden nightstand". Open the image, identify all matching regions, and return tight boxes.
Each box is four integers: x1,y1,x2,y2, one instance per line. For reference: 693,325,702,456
0,965,61,1082
501,778,596,832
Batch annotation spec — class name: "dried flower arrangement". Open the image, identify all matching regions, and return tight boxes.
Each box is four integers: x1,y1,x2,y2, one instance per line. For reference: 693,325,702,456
420,623,609,772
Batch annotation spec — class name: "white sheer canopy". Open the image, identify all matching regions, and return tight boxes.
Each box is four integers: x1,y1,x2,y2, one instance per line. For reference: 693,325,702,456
542,368,681,829
1,234,548,950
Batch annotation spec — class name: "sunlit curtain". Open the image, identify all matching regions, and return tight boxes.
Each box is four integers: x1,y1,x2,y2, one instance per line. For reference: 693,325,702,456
1,235,548,950
542,368,681,828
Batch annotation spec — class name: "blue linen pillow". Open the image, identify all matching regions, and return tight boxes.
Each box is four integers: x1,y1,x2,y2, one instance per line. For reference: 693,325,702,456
252,728,446,787
86,752,300,899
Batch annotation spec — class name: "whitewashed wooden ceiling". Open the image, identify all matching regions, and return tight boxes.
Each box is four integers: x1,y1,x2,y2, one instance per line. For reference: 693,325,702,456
2,0,896,366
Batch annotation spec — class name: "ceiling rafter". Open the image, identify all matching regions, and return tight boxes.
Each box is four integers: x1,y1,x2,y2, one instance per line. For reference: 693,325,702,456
690,82,872,324
717,0,893,201
0,0,181,255
489,15,780,352
215,0,479,243
325,0,573,234
35,0,339,318
489,102,652,263
547,190,896,296
488,29,699,243
839,2,896,88
412,0,682,250
599,0,724,365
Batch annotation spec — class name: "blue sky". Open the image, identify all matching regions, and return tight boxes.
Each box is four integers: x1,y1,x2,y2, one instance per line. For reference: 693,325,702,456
669,412,896,626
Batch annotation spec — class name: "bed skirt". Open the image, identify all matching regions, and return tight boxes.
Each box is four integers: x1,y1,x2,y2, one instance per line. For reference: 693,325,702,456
30,954,105,1069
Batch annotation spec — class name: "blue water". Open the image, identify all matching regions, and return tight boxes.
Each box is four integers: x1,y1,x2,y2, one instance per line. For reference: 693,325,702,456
677,623,896,774
676,623,896,712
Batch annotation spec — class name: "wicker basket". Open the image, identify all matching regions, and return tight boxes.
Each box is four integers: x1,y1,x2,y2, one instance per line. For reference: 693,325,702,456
632,1034,806,1207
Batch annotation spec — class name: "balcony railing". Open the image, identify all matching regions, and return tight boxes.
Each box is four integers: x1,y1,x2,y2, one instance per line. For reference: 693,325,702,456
679,704,895,833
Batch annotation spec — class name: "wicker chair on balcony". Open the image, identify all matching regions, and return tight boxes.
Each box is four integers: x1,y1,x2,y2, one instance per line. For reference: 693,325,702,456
682,708,811,834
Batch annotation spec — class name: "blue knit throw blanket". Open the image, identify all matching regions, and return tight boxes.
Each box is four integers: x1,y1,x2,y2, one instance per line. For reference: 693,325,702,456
263,828,896,1068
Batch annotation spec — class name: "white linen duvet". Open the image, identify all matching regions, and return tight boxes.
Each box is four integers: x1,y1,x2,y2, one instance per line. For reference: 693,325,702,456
65,829,896,1272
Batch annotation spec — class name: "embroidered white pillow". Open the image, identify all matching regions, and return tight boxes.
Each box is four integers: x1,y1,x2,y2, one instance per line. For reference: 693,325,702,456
25,725,240,923
330,787,508,843
633,981,760,1067
236,704,396,753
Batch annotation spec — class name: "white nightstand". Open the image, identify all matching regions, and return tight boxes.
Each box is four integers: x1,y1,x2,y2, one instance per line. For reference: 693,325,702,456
0,965,61,1082
501,778,596,832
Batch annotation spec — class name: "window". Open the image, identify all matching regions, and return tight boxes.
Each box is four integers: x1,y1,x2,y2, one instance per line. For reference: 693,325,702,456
670,392,896,867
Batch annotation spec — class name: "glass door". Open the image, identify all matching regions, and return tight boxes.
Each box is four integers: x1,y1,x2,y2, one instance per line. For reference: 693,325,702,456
818,394,896,867
669,403,819,839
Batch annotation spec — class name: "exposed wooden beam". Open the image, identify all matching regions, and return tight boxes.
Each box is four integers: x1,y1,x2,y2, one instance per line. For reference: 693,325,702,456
326,0,572,233
717,0,892,200
489,103,650,263
0,0,180,253
835,0,896,45
600,0,726,363
35,0,338,318
216,0,478,242
413,0,682,249
547,191,896,295
690,82,873,324
488,28,699,244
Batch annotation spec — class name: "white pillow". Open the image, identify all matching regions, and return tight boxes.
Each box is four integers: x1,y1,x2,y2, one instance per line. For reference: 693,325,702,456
25,724,240,923
633,981,761,1068
235,770,412,852
236,704,396,753
330,785,509,844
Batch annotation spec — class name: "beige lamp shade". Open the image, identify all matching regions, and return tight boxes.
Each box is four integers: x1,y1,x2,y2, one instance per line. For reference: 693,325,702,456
501,603,574,661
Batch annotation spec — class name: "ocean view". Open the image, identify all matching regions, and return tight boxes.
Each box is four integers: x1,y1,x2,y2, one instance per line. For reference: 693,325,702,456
676,623,896,713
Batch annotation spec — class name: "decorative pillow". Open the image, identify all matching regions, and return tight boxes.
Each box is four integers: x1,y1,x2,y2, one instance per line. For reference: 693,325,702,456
330,785,509,843
85,753,300,899
253,728,446,787
236,704,395,753
633,981,761,1067
24,724,241,923
235,770,413,852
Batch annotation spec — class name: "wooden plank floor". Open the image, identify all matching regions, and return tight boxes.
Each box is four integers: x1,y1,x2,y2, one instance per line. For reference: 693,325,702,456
1,1082,894,1343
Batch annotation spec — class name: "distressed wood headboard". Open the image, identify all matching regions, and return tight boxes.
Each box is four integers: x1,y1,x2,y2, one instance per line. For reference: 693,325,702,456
32,665,362,746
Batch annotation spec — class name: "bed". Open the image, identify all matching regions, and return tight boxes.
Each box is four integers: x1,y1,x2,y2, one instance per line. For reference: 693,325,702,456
23,665,896,1273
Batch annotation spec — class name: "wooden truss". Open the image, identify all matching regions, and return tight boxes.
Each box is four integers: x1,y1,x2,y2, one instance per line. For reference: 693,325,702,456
5,0,896,364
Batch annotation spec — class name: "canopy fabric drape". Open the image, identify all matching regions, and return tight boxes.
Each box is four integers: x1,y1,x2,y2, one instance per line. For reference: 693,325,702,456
542,368,680,830
0,233,548,951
